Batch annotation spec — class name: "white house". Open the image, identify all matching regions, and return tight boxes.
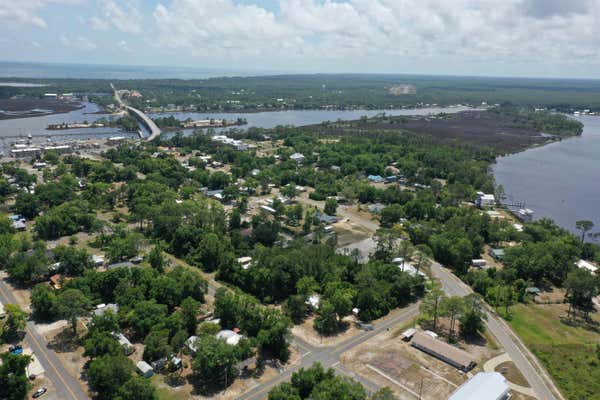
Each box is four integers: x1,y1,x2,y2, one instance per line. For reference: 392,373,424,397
448,372,510,400
216,330,243,346
475,192,495,209
576,259,598,274
236,256,253,270
290,153,305,163
186,335,199,354
136,361,154,378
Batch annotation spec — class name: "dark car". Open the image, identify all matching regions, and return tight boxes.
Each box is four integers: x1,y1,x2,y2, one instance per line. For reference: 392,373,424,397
32,387,47,398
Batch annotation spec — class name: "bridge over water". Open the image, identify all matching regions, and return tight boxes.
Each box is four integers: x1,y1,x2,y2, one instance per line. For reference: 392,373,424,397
111,83,161,141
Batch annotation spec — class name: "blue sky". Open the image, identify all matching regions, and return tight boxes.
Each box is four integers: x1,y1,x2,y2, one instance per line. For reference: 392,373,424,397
2,0,600,78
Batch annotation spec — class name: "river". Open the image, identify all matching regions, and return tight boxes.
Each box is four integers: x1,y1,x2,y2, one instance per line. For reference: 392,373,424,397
0,104,472,150
493,114,600,234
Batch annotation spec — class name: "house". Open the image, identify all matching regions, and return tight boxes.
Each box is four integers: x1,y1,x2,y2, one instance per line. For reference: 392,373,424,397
401,328,416,341
471,259,487,268
290,153,305,163
236,256,253,270
489,248,505,260
0,301,5,319
384,175,398,183
49,274,64,290
368,203,385,214
92,255,105,267
475,192,495,209
448,372,510,400
367,175,384,183
114,333,135,355
411,331,476,371
516,208,534,222
576,259,598,274
186,336,199,354
12,219,26,231
106,261,135,270
315,211,338,224
260,205,276,214
216,330,243,346
93,303,119,317
306,294,320,310
136,361,154,378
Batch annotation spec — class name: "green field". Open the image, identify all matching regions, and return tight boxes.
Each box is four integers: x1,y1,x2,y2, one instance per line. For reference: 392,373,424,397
508,304,600,400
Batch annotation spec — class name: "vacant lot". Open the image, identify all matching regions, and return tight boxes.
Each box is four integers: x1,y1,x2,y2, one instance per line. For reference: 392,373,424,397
508,303,600,400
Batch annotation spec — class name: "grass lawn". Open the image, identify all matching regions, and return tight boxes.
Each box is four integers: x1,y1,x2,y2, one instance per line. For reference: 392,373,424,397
508,303,600,400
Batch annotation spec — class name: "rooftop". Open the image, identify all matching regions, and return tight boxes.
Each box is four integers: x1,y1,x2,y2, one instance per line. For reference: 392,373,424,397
448,372,509,400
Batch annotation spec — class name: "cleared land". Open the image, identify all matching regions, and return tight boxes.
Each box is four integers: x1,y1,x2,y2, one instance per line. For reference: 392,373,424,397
508,303,600,400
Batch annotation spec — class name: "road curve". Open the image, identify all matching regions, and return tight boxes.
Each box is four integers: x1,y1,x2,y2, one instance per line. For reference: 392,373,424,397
429,262,563,400
111,83,161,141
0,278,89,400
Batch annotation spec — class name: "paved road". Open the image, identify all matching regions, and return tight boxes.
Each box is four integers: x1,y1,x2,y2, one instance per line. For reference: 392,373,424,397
429,262,562,400
111,83,161,141
0,278,89,400
238,304,419,400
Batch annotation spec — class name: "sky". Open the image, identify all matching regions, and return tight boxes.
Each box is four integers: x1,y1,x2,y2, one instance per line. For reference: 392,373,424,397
2,0,600,78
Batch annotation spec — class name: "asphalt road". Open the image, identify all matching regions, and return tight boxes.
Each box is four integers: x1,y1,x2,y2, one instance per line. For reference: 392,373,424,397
429,262,562,400
0,278,89,400
238,304,420,400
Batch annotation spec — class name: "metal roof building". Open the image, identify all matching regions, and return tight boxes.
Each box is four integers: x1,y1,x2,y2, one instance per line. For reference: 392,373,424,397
448,372,510,400
411,331,476,371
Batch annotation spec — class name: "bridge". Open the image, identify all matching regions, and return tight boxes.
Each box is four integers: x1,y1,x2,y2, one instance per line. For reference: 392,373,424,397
111,83,161,141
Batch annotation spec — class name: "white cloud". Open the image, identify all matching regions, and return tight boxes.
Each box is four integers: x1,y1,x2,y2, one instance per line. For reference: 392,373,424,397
151,0,600,72
60,35,97,51
117,40,131,52
90,16,110,31
0,0,49,28
99,0,142,34
0,0,84,29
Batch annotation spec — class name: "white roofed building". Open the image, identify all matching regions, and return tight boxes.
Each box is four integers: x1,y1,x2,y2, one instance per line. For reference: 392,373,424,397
448,372,510,400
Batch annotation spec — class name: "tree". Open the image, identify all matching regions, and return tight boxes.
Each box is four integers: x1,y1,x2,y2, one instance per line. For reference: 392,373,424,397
84,331,122,359
420,288,445,332
324,198,337,216
285,295,308,323
459,294,487,337
0,352,31,400
281,184,299,200
564,268,600,320
88,354,133,400
441,297,465,339
56,289,91,334
143,329,171,362
180,296,200,334
148,243,167,273
192,335,240,388
312,376,366,400
115,376,158,400
313,301,339,335
575,220,595,243
290,363,335,398
30,283,59,321
1,304,27,341
268,382,301,400
370,388,397,400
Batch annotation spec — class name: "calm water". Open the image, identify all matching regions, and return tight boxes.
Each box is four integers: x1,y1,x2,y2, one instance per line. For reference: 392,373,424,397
493,115,600,233
0,104,473,146
149,106,473,134
0,62,276,80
